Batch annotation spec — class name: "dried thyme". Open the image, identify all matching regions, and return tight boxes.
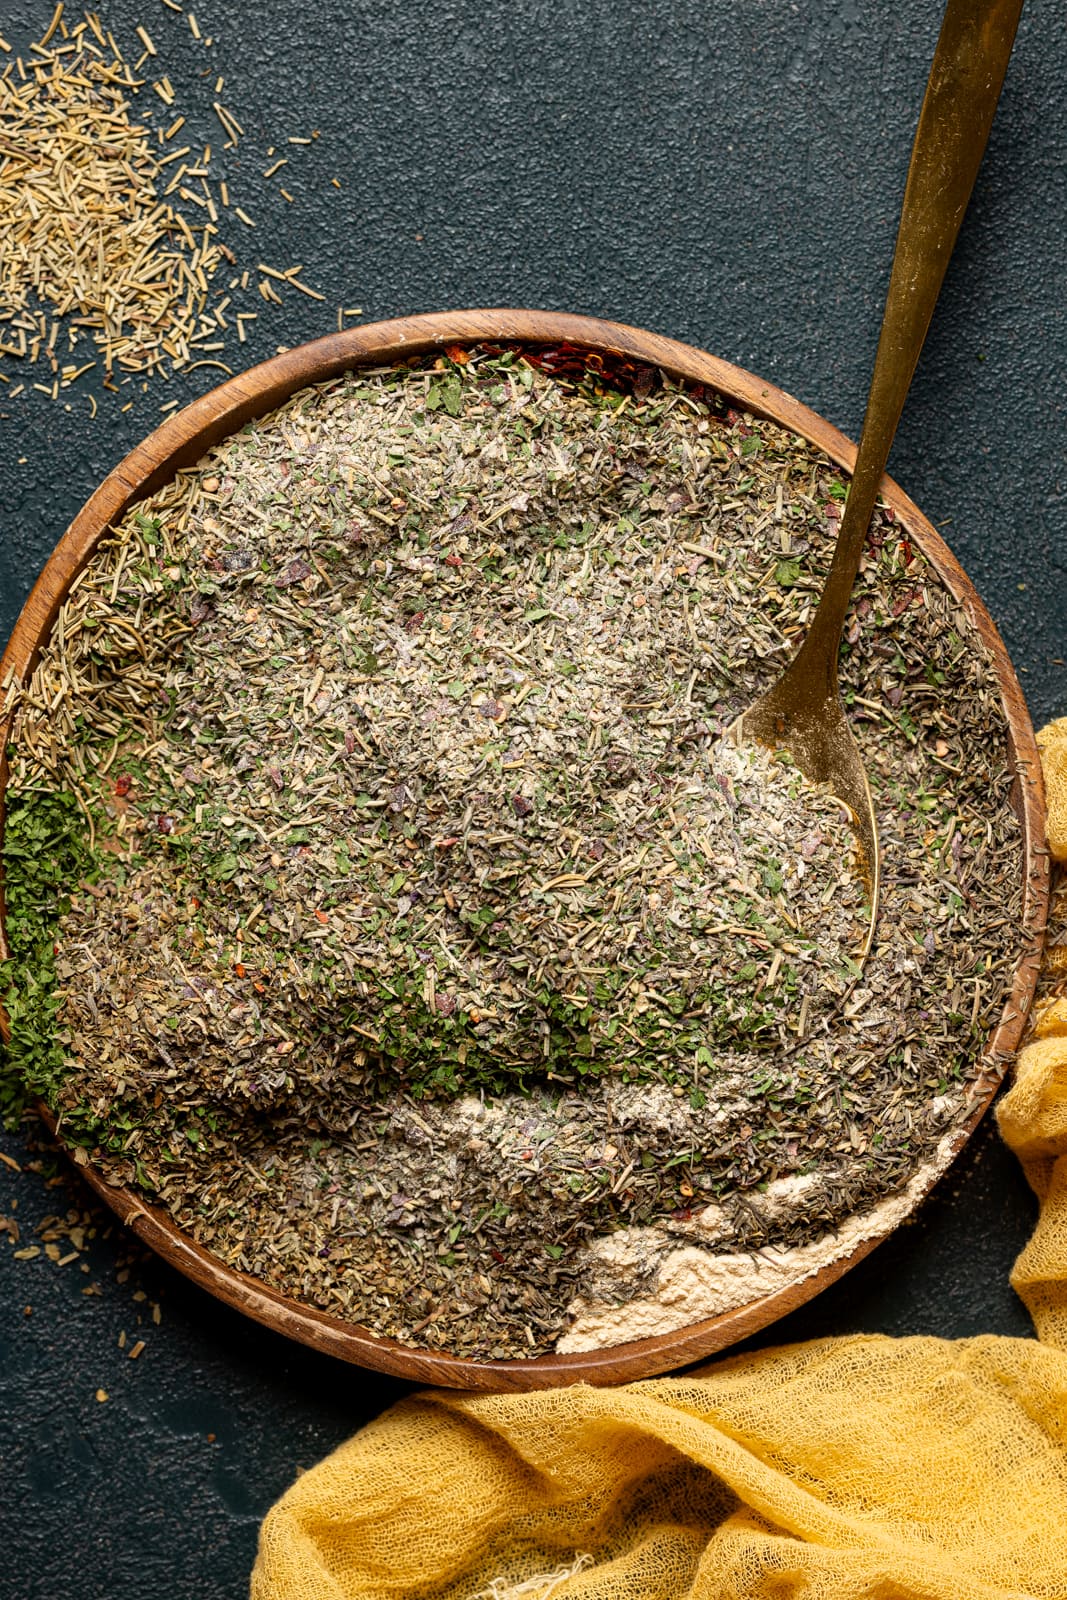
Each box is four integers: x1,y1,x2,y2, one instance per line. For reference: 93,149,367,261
2,345,1027,1359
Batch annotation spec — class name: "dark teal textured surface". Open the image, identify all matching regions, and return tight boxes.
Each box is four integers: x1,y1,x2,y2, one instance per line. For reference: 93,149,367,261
0,0,1063,1594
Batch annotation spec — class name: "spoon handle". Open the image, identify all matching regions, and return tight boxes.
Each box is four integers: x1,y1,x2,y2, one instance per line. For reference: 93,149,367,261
796,0,1024,699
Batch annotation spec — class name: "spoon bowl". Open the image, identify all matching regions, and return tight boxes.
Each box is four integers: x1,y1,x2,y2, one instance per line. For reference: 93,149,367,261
731,653,880,961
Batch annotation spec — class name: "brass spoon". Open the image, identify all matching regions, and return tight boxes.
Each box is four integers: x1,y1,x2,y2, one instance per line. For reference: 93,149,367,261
730,0,1024,960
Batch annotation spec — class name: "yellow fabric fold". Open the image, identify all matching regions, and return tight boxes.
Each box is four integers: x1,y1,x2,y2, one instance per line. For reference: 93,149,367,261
1037,719,1067,861
252,727,1067,1600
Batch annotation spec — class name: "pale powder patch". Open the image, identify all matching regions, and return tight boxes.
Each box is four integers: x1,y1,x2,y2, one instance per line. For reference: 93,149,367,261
557,1129,966,1353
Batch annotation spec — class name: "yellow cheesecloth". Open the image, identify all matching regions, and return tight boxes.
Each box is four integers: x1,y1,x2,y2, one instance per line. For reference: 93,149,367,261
252,725,1067,1600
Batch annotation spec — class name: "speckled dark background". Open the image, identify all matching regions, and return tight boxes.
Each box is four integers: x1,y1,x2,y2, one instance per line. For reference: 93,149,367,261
0,1,1063,1594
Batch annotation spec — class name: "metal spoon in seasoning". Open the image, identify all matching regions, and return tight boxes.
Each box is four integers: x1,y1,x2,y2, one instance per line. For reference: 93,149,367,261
729,0,1024,962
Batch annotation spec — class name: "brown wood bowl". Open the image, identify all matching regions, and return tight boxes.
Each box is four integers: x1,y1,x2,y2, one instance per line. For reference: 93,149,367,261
0,310,1049,1391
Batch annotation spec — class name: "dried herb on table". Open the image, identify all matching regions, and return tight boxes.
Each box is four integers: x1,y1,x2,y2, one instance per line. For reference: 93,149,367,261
0,8,327,406
2,346,1026,1359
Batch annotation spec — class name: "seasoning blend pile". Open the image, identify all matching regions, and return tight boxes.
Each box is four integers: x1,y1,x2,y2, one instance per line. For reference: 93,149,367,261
2,347,1025,1359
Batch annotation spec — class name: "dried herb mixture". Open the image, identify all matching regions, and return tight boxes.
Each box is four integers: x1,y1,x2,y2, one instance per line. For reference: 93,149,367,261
2,345,1026,1358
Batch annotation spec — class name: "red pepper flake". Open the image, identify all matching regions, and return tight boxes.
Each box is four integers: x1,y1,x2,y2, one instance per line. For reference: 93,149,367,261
436,836,460,850
155,813,175,835
898,537,914,565
314,909,329,925
113,774,133,797
444,345,470,364
633,365,654,400
234,963,246,978
444,553,463,569
277,557,312,588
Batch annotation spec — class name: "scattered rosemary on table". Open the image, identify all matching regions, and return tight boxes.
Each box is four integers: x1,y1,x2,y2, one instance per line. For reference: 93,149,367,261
1,344,1026,1359
0,6,333,410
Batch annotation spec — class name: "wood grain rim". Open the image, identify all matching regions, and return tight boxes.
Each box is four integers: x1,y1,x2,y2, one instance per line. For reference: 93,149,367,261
0,309,1049,1391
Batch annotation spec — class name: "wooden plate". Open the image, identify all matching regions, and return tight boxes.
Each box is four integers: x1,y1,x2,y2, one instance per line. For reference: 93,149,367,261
0,310,1049,1391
